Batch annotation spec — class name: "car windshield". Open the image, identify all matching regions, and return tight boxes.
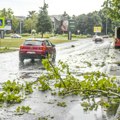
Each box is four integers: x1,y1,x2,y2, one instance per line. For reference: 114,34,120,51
24,40,43,46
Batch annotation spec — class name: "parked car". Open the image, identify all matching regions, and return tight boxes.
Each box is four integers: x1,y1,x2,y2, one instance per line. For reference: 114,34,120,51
93,35,103,43
19,38,56,62
102,35,109,38
11,34,21,38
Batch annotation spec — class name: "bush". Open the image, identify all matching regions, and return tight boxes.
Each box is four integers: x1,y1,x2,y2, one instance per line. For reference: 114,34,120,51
21,33,31,37
4,34,11,37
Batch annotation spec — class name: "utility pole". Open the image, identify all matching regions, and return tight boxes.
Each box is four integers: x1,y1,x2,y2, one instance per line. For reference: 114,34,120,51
20,21,21,34
20,21,22,34
105,0,108,35
106,18,108,35
43,0,45,5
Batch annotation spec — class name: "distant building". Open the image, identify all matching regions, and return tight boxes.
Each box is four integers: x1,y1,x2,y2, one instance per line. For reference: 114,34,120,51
15,16,26,21
15,14,69,34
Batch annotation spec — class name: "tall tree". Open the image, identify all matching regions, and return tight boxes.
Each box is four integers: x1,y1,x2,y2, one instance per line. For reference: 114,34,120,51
0,8,18,33
36,3,52,38
0,8,13,19
103,0,120,21
28,11,36,18
86,11,102,35
76,12,102,35
12,16,19,33
76,14,88,34
23,11,38,33
99,9,113,35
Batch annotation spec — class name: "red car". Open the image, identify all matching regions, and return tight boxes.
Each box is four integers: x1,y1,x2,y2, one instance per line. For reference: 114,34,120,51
19,38,56,62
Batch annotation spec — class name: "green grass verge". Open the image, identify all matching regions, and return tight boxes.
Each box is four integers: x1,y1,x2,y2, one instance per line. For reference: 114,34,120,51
0,47,17,53
0,38,25,48
49,38,73,44
0,36,78,53
0,37,76,48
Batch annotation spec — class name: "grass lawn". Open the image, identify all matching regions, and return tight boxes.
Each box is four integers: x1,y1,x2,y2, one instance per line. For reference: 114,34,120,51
0,47,17,53
0,36,77,53
0,37,76,48
0,38,25,48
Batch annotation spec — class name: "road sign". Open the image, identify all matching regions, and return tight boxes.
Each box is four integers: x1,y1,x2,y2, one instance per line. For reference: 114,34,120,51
0,19,12,30
94,26,102,33
0,17,5,28
68,19,76,32
5,19,12,30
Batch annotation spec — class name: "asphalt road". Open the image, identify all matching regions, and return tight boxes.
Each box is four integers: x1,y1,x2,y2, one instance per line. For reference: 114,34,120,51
0,38,118,120
0,38,112,82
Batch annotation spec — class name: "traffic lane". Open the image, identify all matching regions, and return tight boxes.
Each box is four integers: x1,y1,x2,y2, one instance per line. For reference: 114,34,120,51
56,38,111,60
0,90,104,120
0,38,113,120
0,38,111,83
56,39,112,74
0,51,45,83
19,38,107,82
0,51,19,83
19,39,94,83
0,39,93,83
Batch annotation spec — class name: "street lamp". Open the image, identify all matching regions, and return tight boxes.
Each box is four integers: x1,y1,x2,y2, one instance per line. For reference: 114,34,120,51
20,21,23,34
43,0,45,5
106,18,108,35
105,0,108,35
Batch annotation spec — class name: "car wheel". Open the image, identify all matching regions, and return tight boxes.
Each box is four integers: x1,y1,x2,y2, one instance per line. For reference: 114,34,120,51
45,53,49,59
31,59,34,62
52,53,56,62
41,53,48,60
19,57,24,62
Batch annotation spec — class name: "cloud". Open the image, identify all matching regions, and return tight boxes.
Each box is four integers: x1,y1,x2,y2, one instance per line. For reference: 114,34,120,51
0,0,104,16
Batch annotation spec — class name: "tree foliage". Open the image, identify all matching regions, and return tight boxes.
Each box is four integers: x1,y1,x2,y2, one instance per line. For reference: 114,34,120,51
23,11,38,33
12,16,20,33
0,8,13,19
87,12,102,35
0,8,20,33
76,12,102,35
36,3,52,37
0,58,119,118
76,14,87,34
98,9,113,34
40,59,120,112
103,0,120,21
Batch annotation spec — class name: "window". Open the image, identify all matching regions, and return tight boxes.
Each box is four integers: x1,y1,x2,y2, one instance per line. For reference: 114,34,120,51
24,40,43,46
45,40,52,46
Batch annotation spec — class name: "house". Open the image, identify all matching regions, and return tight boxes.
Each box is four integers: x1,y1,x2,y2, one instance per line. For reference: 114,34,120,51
50,14,69,33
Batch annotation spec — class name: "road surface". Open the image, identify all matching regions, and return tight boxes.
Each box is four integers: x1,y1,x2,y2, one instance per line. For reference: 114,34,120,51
0,38,119,120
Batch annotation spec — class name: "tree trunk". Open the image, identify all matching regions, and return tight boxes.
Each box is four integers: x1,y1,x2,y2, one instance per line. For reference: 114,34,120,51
41,33,43,38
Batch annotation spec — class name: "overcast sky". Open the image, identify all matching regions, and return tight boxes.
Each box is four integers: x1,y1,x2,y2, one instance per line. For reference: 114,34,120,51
0,0,105,16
